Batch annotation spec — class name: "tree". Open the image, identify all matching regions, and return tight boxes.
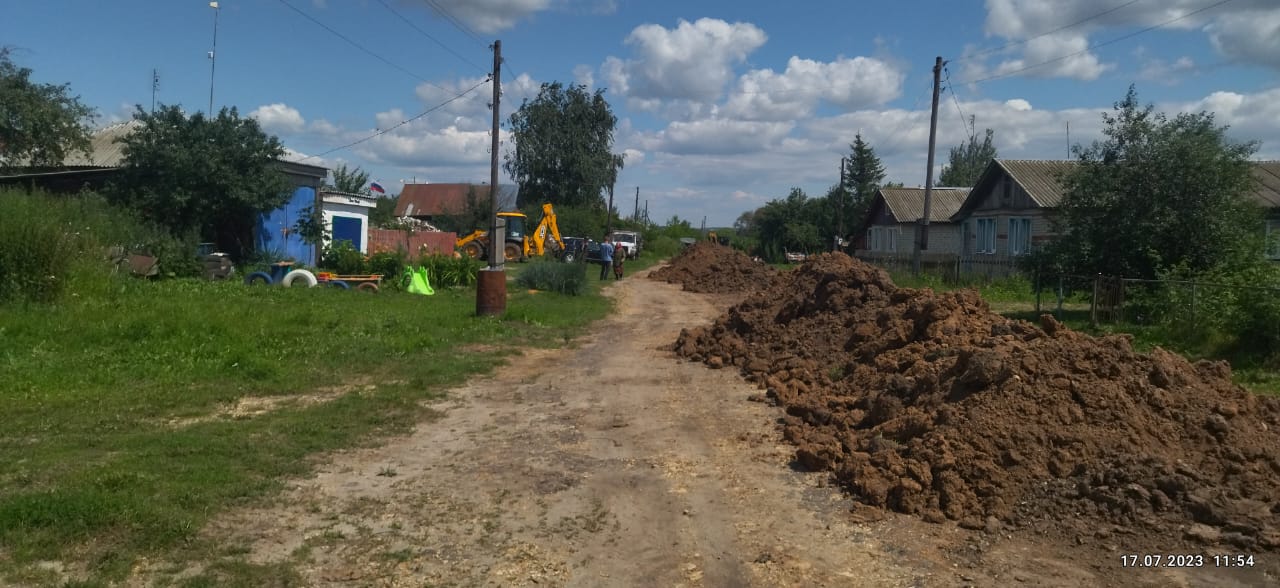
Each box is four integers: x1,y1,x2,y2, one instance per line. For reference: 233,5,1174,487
1044,86,1260,280
328,163,370,194
843,133,886,237
505,82,625,208
938,124,997,187
369,196,399,229
433,185,489,235
108,105,291,259
0,48,95,171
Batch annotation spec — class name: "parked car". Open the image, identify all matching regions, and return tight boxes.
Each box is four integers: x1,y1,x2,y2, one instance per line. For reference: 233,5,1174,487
584,240,605,264
612,231,642,259
559,237,589,262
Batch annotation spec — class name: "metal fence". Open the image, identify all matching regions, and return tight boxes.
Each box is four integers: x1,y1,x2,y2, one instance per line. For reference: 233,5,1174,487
854,251,1024,283
1033,273,1280,328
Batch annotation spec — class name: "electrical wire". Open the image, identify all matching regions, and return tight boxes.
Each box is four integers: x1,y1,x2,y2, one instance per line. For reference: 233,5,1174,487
374,0,487,74
955,0,1143,63
275,0,447,91
424,0,486,46
296,76,491,161
943,64,974,142
957,0,1235,85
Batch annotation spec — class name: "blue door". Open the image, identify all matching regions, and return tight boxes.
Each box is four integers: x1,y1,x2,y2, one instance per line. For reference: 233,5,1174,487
332,216,363,251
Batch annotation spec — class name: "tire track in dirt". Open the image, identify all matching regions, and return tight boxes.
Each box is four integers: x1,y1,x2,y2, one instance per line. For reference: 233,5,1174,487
129,267,936,587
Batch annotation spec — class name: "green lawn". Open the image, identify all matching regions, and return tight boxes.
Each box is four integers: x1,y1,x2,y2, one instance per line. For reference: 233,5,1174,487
0,275,612,585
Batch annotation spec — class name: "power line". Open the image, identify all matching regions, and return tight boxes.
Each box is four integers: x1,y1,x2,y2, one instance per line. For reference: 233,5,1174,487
956,0,1142,63
423,0,485,46
958,0,1235,85
943,64,974,142
275,0,447,91
297,76,490,161
374,0,487,74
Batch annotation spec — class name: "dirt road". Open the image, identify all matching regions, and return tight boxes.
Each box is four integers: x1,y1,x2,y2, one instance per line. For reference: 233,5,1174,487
145,268,1268,587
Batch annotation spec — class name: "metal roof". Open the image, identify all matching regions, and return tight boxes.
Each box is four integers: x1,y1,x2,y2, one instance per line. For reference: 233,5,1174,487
395,183,518,217
1250,161,1280,208
60,120,143,168
995,159,1076,208
877,187,969,223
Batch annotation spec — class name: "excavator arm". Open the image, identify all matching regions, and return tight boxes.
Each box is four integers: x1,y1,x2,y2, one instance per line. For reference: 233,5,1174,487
530,203,564,256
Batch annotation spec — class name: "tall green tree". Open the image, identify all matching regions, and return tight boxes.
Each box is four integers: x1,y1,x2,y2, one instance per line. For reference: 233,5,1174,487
108,105,291,259
328,163,370,194
938,124,997,187
505,82,624,208
0,48,95,171
1044,86,1260,280
842,133,886,237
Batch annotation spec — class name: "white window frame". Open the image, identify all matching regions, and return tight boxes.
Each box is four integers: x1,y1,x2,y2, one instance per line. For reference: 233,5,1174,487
1009,217,1032,256
975,218,996,254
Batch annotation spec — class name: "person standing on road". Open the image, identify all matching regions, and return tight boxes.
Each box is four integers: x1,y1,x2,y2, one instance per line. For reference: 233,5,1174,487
598,234,614,280
613,240,626,280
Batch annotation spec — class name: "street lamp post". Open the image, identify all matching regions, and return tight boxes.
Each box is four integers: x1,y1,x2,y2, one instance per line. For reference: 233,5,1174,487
208,1,220,115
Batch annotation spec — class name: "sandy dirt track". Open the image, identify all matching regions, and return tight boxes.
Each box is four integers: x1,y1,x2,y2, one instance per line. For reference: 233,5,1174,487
134,266,1271,587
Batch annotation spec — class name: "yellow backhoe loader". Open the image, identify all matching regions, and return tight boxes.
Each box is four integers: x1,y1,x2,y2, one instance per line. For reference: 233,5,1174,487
455,203,564,262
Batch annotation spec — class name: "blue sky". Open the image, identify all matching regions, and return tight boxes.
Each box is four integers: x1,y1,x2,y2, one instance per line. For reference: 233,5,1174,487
4,0,1279,225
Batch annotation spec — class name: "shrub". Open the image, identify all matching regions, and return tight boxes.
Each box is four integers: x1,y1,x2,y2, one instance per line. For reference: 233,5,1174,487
366,249,406,281
411,254,482,289
645,235,682,259
320,240,367,275
0,192,78,303
515,260,588,295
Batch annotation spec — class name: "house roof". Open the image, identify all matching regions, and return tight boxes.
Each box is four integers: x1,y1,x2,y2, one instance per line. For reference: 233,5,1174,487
321,189,377,209
876,187,969,223
395,183,518,217
60,120,144,168
1250,161,1280,208
993,159,1076,208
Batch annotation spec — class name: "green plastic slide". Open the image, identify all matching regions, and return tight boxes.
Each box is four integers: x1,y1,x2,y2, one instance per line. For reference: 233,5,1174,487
403,266,435,296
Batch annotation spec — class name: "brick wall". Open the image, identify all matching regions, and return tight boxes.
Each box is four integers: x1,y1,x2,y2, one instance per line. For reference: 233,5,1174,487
368,229,458,256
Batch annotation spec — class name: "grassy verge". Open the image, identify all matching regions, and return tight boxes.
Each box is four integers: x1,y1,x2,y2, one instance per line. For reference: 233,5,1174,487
0,275,613,585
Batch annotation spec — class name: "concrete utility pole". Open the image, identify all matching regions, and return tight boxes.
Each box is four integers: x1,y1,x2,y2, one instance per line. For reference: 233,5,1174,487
208,1,220,115
151,69,159,113
477,40,505,317
912,56,943,276
488,40,502,268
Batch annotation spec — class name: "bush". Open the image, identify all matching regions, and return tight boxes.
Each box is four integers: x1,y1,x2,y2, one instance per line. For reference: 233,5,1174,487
320,240,367,275
515,259,588,295
412,254,482,289
645,236,682,259
366,249,407,281
0,192,78,303
0,189,202,303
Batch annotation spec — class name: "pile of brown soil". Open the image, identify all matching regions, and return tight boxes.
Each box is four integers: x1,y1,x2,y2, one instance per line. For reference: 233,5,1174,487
649,242,778,294
675,252,1280,550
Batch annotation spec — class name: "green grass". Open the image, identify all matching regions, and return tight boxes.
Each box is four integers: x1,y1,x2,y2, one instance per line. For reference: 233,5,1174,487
0,274,615,584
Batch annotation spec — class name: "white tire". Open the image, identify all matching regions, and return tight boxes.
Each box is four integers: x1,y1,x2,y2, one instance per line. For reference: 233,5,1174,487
282,269,318,287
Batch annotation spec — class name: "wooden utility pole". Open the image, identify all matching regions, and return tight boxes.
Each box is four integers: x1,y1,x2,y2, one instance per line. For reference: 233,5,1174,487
633,186,640,221
488,40,502,268
912,56,943,276
605,182,615,235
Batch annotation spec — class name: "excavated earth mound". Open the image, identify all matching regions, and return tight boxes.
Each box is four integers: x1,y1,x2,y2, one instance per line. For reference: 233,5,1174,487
649,242,778,294
675,252,1280,551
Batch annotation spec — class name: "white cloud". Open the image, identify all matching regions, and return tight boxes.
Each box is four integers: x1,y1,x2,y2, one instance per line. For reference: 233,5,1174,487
724,56,904,121
646,119,793,156
573,64,595,89
420,0,552,34
250,103,306,134
1137,55,1196,84
605,18,767,102
309,119,339,136
1206,9,1280,69
974,0,1280,80
1005,98,1032,111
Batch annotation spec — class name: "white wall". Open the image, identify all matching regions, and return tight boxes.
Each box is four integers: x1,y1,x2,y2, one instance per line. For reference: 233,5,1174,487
322,202,371,253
